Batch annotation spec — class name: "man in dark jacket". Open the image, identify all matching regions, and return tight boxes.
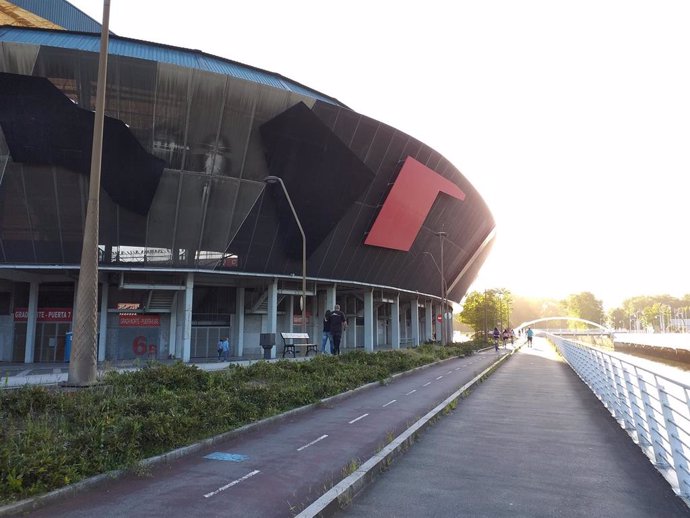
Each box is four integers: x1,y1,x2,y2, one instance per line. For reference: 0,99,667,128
328,304,347,355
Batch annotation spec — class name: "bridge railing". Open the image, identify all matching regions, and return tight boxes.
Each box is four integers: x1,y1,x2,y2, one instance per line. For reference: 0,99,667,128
547,333,690,504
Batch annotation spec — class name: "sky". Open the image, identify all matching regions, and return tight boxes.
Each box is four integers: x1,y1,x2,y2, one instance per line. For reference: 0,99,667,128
69,0,690,309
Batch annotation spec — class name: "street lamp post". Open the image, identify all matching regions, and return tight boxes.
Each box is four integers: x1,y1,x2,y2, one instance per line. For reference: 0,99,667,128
434,231,448,345
422,251,441,343
263,176,306,334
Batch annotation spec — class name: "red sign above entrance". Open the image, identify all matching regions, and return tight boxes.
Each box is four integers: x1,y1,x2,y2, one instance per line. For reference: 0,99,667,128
13,307,73,322
119,314,161,328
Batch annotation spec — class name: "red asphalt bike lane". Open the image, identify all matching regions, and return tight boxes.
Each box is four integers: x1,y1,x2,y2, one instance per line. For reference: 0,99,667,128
20,350,508,518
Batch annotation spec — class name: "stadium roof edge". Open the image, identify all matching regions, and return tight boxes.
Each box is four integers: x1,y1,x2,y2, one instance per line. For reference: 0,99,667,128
0,25,348,108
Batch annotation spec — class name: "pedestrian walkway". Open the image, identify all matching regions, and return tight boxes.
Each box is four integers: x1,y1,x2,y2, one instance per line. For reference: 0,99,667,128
334,337,690,517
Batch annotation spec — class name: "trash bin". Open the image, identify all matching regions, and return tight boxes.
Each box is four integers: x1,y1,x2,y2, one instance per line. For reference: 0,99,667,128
259,333,275,360
64,331,73,363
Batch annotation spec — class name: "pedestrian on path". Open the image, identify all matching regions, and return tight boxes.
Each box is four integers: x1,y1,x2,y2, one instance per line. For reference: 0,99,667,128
221,337,230,361
329,304,347,355
526,327,534,347
217,338,224,361
492,327,500,352
321,310,332,354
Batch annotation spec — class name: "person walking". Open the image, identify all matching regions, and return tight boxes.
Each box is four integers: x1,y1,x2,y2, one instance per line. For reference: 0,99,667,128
221,337,230,361
321,310,332,354
329,304,347,355
492,327,500,352
217,337,224,361
526,327,534,347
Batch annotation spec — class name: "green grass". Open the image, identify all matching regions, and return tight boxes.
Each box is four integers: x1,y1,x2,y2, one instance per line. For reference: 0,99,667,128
0,342,481,504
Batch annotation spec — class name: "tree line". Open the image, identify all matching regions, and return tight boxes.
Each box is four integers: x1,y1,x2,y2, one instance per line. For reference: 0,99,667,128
458,289,690,338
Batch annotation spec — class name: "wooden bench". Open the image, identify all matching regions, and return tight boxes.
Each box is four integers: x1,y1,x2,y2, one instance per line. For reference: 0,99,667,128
280,332,318,358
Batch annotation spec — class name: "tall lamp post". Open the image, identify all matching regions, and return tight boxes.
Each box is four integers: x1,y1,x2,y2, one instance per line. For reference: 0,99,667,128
424,230,448,345
67,0,111,386
436,231,447,345
263,176,306,334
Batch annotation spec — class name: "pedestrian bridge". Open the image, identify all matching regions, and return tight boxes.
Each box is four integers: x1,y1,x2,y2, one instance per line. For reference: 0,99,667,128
517,316,614,336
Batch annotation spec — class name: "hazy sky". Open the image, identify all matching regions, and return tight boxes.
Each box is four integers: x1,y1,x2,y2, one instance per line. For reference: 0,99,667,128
69,0,690,309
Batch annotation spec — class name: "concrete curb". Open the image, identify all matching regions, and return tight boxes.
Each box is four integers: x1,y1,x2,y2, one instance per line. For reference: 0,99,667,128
296,347,518,517
0,353,463,516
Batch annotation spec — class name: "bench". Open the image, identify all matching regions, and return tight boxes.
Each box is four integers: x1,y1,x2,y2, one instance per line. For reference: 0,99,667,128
280,332,318,358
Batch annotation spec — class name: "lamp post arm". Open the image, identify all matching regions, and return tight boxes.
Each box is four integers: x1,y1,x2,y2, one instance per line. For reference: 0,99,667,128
271,177,307,334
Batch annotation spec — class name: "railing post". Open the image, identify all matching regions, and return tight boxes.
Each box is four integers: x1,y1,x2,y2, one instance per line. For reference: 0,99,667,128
656,378,690,499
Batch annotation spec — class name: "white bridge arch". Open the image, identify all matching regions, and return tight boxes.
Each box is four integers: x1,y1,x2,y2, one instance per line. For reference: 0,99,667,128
515,317,612,335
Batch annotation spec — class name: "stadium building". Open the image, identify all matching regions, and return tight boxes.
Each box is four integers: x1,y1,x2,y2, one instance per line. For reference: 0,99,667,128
0,0,495,364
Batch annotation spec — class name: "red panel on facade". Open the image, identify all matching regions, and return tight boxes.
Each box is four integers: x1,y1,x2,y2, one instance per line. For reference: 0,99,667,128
364,156,465,251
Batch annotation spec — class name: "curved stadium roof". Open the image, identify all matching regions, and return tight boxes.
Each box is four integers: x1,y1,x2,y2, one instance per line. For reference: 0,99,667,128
0,25,346,106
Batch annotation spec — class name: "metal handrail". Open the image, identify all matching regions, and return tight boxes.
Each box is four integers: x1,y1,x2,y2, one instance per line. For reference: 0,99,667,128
547,333,690,505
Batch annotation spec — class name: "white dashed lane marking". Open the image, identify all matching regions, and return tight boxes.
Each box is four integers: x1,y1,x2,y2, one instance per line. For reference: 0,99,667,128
204,470,260,498
382,400,397,407
348,414,369,424
405,389,416,396
423,382,432,387
297,435,329,452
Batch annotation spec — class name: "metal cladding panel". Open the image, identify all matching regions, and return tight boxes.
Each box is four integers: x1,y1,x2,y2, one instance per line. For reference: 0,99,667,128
259,102,374,259
0,72,165,216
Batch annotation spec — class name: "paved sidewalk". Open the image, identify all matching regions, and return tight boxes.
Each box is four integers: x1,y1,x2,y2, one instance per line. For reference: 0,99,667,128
336,337,690,517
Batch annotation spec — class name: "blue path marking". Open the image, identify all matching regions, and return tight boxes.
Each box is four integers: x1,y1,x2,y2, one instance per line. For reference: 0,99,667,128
204,452,249,462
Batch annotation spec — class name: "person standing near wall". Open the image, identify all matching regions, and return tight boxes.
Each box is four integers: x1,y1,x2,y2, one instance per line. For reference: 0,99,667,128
217,337,224,361
221,337,230,361
321,310,332,354
329,304,347,355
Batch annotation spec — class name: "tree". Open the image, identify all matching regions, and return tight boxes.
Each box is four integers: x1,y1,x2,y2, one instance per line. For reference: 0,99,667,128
459,288,513,342
562,292,604,326
607,307,627,329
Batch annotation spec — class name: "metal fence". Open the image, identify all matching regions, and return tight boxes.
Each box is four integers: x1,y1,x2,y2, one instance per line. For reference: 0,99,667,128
548,334,690,504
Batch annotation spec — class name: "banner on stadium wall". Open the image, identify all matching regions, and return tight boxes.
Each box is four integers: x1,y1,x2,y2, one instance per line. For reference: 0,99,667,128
119,314,160,327
13,307,73,322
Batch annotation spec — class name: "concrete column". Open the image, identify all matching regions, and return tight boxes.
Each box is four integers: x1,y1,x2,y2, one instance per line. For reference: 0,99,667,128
266,279,278,358
363,289,374,352
287,295,294,332
391,293,400,350
182,273,194,362
425,300,433,342
24,281,39,363
325,285,336,312
97,281,108,362
411,298,420,346
311,289,319,343
169,293,177,358
234,287,245,357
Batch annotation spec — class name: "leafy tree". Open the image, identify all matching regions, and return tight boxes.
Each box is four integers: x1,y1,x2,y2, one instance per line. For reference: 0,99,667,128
607,307,627,329
562,292,604,326
459,288,513,341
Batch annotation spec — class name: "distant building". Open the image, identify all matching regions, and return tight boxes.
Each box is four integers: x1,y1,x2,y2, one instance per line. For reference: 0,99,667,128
0,1,495,363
